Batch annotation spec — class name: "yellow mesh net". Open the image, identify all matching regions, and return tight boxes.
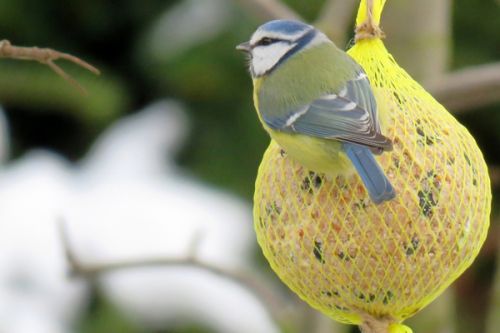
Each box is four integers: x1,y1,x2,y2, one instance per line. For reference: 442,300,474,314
253,1,491,331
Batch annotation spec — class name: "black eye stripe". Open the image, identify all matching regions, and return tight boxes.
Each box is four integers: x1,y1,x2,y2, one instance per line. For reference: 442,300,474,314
254,37,291,47
257,37,277,46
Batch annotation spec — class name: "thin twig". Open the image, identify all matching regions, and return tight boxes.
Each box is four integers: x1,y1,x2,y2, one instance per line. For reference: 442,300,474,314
58,219,291,325
0,39,100,94
232,0,301,21
428,62,500,113
315,0,357,46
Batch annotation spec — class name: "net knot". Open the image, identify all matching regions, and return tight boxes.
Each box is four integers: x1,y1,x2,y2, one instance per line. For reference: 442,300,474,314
358,314,413,333
355,0,386,41
358,314,393,333
355,21,385,41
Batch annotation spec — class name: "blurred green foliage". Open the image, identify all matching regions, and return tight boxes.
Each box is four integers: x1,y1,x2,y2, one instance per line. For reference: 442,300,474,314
0,0,331,198
79,295,140,333
155,27,269,196
80,296,215,333
79,293,215,333
1,0,499,332
453,0,500,67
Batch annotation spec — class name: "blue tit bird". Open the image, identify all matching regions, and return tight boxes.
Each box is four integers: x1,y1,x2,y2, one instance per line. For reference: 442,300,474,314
237,19,395,204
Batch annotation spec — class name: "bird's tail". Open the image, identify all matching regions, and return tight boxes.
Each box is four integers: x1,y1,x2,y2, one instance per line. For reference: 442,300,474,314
343,143,395,204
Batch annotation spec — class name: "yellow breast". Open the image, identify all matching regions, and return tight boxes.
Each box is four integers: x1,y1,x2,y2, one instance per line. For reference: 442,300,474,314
252,77,353,176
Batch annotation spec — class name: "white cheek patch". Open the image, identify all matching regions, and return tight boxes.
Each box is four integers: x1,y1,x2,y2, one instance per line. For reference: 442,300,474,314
251,42,294,76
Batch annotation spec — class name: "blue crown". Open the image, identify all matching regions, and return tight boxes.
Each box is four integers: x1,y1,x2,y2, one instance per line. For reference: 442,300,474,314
258,20,312,35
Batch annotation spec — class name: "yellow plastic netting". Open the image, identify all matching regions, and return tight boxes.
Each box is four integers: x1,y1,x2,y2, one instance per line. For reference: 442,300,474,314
253,0,491,331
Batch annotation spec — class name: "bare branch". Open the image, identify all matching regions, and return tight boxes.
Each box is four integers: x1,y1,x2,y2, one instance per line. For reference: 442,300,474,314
58,219,293,325
428,62,500,113
490,165,500,188
315,0,358,46
0,39,100,94
232,0,301,21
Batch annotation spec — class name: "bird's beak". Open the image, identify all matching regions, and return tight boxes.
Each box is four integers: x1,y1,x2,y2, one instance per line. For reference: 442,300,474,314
236,41,251,53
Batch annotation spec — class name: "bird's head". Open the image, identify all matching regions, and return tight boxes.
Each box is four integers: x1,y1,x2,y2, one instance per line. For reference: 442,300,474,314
237,20,330,78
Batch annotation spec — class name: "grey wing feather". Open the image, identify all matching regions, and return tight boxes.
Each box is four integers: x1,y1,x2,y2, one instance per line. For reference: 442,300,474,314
345,71,380,133
263,70,392,152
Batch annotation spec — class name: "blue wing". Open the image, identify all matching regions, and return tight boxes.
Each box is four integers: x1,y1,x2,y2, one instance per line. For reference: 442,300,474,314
262,70,392,153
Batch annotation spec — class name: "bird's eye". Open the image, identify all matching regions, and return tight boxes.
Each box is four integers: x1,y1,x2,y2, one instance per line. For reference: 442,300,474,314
257,37,276,46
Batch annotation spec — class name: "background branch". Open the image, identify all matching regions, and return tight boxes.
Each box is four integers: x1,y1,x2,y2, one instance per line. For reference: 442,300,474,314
0,39,99,94
59,220,293,327
315,0,357,46
382,0,451,83
232,0,301,21
428,62,500,113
